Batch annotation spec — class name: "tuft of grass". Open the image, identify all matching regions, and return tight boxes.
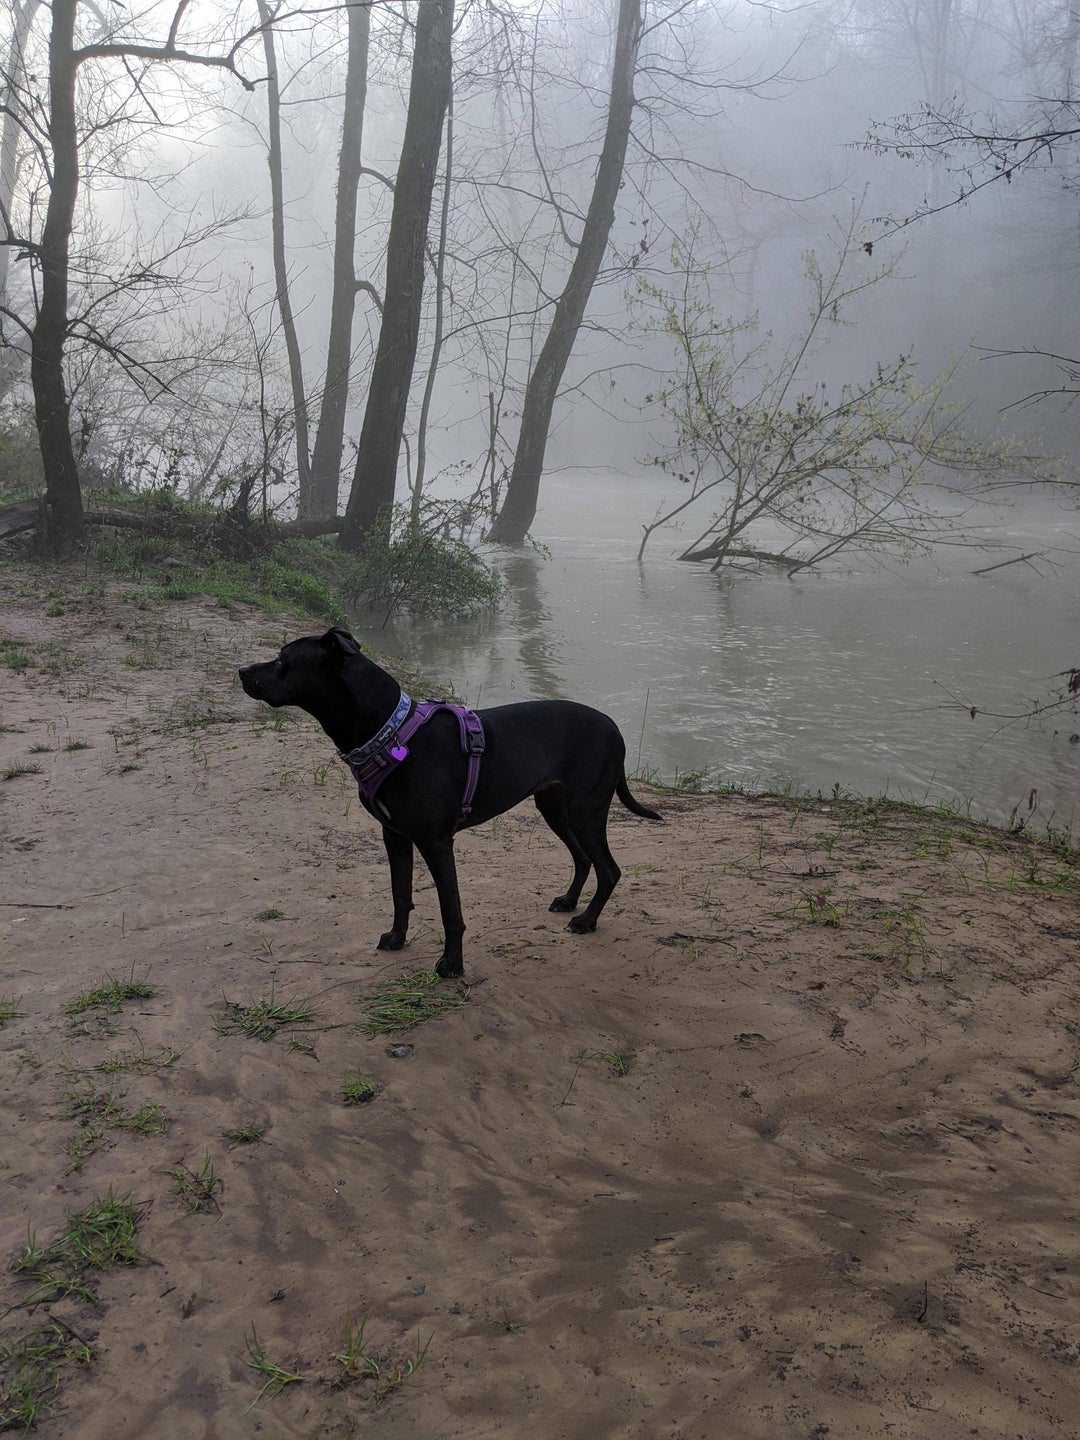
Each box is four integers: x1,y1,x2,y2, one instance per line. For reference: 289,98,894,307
59,1082,167,1162
792,888,846,926
29,743,52,753
96,1043,178,1075
11,1193,142,1308
63,738,91,752
66,974,156,1018
225,1123,266,1146
0,1323,92,1432
169,1156,222,1215
340,1071,376,1106
0,996,20,1028
577,1048,631,1076
358,969,469,1037
255,907,284,921
212,985,315,1042
245,1325,304,1406
332,1316,432,1402
2,763,42,781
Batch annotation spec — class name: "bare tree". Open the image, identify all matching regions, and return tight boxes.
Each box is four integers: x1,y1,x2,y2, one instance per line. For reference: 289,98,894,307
487,0,643,545
338,0,455,551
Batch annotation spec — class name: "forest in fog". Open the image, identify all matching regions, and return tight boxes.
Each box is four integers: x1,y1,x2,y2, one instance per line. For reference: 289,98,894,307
1,0,1077,560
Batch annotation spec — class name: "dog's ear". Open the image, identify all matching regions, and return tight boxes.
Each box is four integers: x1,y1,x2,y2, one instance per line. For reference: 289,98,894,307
324,626,362,658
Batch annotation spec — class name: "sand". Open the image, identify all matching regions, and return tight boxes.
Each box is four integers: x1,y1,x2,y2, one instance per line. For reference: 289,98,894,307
1,563,1078,1439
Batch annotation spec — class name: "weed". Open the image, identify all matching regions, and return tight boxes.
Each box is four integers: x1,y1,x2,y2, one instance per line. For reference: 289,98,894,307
11,1193,142,1307
0,1323,92,1431
792,888,846,926
225,1123,266,1146
332,1316,432,1402
576,1048,631,1076
2,763,42,781
66,973,155,1018
245,1325,303,1405
29,743,52,754
63,738,91,752
287,1037,316,1057
255,908,284,921
212,986,315,1042
0,996,19,1028
169,1156,222,1215
0,640,33,673
341,1071,377,1105
96,1042,178,1074
358,969,469,1037
59,1081,166,1161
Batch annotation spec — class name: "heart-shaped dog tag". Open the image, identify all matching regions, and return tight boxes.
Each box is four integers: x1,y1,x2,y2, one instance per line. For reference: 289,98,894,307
390,745,409,762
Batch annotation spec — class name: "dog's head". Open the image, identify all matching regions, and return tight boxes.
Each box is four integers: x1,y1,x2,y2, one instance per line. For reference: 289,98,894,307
238,626,361,710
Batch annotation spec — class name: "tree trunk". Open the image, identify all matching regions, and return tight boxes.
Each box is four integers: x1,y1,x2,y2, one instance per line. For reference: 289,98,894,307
412,85,453,521
338,0,455,551
308,0,371,519
31,0,83,552
0,0,43,311
258,0,311,514
487,0,642,545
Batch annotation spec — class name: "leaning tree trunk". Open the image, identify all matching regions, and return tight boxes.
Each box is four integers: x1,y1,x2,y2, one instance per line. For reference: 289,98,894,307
487,0,642,545
338,0,455,551
307,0,371,519
31,0,83,553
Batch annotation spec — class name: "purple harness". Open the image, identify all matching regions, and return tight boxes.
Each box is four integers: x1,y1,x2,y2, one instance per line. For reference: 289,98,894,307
337,691,486,830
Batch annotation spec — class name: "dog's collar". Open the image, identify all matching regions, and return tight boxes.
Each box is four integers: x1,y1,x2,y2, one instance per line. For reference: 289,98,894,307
337,690,412,767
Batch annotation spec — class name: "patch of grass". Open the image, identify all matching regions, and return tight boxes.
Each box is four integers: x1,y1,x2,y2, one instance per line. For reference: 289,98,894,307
245,1325,304,1405
332,1316,432,1402
0,996,19,1028
29,743,52,754
66,974,156,1018
63,738,91,752
212,985,315,1042
59,1082,166,1162
0,640,33,673
0,723,26,734
2,762,42,781
792,888,846,926
169,1156,222,1215
358,969,470,1037
340,1071,376,1105
0,1323,92,1432
255,907,284,921
11,1193,143,1308
96,1042,178,1075
577,1048,631,1076
225,1123,266,1146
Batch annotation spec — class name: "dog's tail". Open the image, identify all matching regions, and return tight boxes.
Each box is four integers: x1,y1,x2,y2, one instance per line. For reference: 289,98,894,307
617,775,663,822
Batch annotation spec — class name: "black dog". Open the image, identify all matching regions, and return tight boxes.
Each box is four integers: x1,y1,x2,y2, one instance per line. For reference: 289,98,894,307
238,626,661,977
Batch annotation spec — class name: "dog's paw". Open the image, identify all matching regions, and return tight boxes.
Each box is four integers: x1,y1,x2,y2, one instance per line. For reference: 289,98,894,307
378,930,407,951
567,915,597,935
435,955,464,979
548,895,577,913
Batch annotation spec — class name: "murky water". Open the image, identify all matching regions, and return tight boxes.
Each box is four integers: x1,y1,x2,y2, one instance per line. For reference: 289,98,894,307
369,470,1080,828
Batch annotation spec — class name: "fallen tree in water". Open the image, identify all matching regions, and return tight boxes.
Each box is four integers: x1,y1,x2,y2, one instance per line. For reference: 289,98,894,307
636,216,1056,573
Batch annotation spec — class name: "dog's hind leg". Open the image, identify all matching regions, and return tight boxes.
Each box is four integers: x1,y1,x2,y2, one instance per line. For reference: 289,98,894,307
534,786,591,913
563,805,621,934
416,835,466,978
378,827,414,951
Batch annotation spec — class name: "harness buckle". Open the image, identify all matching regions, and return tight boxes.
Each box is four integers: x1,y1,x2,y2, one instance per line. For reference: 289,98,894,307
464,726,486,756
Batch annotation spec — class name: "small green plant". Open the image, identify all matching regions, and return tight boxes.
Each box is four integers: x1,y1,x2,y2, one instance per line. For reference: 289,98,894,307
169,1156,222,1215
2,763,42,781
577,1049,631,1076
0,1323,92,1431
341,1071,376,1105
225,1123,266,1146
96,1043,178,1074
29,743,52,753
0,640,33,673
59,1081,166,1161
212,986,315,1042
793,889,845,926
66,974,156,1018
63,738,92,752
11,1193,142,1307
0,996,19,1028
358,969,469,1037
332,1317,431,1402
255,907,284,921
245,1325,304,1405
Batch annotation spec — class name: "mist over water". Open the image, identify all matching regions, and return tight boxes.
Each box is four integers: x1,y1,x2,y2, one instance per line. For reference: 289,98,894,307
374,470,1079,828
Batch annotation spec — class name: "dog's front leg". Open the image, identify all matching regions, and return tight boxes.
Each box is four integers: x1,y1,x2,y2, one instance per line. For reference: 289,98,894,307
416,836,465,979
378,827,414,951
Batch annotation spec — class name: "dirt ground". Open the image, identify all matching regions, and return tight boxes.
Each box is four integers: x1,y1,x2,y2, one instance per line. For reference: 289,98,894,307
1,561,1079,1440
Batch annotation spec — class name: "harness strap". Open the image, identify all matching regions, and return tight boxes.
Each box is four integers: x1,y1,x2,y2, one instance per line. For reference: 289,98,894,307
338,694,485,830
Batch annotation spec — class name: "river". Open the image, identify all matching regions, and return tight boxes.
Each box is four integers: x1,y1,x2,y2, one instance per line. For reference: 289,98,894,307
371,470,1080,830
